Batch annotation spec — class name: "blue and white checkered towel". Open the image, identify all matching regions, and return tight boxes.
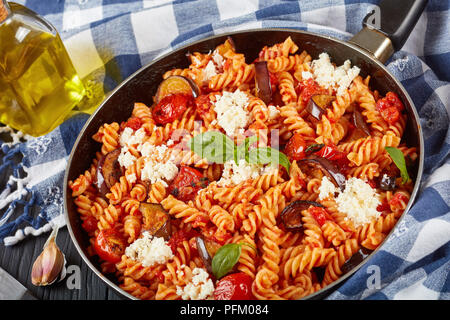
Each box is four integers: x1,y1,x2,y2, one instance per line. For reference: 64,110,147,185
0,0,448,299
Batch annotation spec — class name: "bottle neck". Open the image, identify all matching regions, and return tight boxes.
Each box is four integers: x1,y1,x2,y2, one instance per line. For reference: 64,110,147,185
0,0,11,24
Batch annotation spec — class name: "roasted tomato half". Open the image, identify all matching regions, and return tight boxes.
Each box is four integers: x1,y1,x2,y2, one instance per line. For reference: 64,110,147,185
94,229,126,263
214,273,255,300
284,132,307,161
152,94,194,125
168,166,208,202
375,92,404,125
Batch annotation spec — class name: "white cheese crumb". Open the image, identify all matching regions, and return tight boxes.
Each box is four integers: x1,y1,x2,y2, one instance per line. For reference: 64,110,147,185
176,268,215,300
311,52,360,96
302,71,313,80
137,141,155,158
125,232,174,267
137,142,179,186
213,90,250,137
335,177,381,227
318,176,338,200
118,146,137,168
203,60,218,81
141,159,178,187
218,159,274,187
120,127,146,147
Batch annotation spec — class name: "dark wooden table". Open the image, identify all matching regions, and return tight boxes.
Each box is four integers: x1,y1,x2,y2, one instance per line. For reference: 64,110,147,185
0,227,123,300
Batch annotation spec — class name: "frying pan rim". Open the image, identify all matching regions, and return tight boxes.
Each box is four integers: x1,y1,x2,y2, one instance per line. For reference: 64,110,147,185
63,27,425,300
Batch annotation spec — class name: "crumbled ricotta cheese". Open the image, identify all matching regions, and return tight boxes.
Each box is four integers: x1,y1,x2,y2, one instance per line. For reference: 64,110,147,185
118,147,137,168
120,127,146,146
318,176,338,200
176,267,215,300
213,90,251,137
335,177,381,227
141,159,178,187
203,60,218,81
218,159,275,187
302,71,313,80
310,52,360,96
125,232,174,267
137,142,178,186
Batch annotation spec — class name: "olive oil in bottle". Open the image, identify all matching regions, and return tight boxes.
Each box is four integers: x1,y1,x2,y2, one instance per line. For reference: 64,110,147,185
0,1,85,137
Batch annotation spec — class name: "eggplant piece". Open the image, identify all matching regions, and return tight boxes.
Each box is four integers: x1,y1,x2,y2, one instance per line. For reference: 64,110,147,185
280,200,323,230
155,75,199,103
351,110,371,136
379,173,397,191
341,247,373,275
196,237,221,274
254,61,272,105
300,155,347,191
306,94,335,123
96,149,122,196
140,203,172,240
306,95,327,121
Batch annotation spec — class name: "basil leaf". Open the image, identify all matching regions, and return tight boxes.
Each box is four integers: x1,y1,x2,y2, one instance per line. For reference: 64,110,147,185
189,131,235,164
211,243,242,279
235,135,259,164
385,146,410,184
248,146,291,174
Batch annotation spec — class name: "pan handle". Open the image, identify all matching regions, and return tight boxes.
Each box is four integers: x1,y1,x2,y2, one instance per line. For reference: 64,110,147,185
349,0,428,64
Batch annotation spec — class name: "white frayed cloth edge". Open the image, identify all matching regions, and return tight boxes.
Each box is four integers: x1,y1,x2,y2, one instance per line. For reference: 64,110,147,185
3,215,66,246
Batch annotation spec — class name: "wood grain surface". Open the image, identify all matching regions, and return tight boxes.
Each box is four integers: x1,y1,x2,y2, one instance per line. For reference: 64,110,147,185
0,227,124,300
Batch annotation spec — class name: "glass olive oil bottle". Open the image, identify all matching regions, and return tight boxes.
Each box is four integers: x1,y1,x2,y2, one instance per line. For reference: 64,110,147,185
0,1,85,137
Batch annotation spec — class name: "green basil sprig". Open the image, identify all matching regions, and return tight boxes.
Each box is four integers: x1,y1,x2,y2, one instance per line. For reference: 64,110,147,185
189,131,235,164
248,146,291,174
189,131,291,174
211,242,256,279
385,146,410,184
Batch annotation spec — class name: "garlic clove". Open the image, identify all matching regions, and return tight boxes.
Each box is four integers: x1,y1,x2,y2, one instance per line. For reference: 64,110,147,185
31,227,67,286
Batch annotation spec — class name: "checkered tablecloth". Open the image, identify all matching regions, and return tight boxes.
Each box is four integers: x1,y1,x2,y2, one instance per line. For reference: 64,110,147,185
0,0,448,299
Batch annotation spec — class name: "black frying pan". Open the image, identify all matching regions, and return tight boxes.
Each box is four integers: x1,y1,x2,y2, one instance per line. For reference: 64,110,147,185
64,0,426,300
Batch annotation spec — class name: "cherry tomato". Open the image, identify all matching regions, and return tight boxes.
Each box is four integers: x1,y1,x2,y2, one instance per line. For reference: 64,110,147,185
168,166,208,202
152,94,193,125
295,78,327,105
81,216,97,233
94,229,126,263
376,92,404,125
214,273,255,300
309,206,333,227
315,144,347,162
125,117,143,131
284,133,307,161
